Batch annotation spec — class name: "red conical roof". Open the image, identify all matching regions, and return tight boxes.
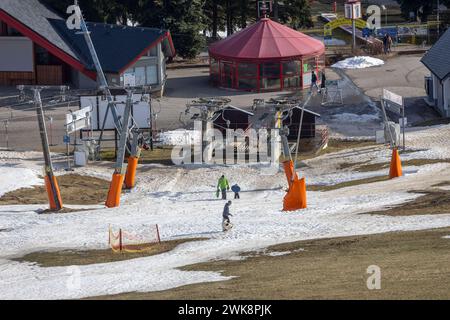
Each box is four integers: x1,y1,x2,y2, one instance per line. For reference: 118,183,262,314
209,18,325,61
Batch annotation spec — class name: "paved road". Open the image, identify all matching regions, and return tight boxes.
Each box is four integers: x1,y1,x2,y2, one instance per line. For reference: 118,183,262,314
343,54,440,124
0,54,440,151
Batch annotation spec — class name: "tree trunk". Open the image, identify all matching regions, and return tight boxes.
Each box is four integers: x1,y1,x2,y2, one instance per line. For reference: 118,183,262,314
240,0,247,29
273,0,279,21
226,0,233,36
212,1,218,40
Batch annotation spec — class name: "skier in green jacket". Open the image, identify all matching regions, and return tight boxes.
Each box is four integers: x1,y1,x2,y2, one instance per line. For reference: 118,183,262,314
217,175,230,200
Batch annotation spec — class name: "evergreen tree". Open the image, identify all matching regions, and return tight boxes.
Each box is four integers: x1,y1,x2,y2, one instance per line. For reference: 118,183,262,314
395,0,434,22
42,0,314,59
156,0,206,58
237,0,257,29
41,0,127,24
203,0,225,40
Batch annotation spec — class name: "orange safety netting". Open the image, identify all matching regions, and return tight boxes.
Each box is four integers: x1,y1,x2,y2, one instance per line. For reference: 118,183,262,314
109,225,161,253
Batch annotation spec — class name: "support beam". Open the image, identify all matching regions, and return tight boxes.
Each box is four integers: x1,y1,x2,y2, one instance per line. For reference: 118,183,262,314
105,90,134,208
29,86,66,211
125,129,141,189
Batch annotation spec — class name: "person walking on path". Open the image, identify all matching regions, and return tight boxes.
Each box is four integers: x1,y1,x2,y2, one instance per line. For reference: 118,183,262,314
387,34,393,53
383,33,388,54
222,201,233,231
231,184,241,199
310,71,319,94
217,175,230,200
320,72,327,94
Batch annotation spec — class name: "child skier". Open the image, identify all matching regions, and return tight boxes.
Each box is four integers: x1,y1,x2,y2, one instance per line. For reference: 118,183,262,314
222,201,233,231
231,184,241,199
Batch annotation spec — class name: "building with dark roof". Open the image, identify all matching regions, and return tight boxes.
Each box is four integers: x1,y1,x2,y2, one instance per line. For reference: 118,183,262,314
0,0,175,91
421,28,450,117
282,106,321,140
213,105,254,133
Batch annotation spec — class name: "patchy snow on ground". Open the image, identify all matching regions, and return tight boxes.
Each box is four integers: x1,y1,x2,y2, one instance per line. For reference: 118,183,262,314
0,166,42,197
331,112,380,123
332,56,385,69
1,124,450,299
265,251,292,257
158,129,201,146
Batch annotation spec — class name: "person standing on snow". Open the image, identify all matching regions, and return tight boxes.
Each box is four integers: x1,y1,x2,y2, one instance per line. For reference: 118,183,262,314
217,175,230,200
231,184,241,199
222,201,233,231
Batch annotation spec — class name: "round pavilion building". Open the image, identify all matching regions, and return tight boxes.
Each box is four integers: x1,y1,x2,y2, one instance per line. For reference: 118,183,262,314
208,18,326,92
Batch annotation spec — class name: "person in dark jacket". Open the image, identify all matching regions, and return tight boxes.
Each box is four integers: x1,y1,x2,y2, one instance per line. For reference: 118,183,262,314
383,33,388,54
310,71,319,94
222,201,233,231
231,184,241,199
320,71,326,93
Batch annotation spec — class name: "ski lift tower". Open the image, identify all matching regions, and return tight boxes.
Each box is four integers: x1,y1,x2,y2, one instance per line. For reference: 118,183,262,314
68,1,142,207
345,0,362,51
182,97,231,163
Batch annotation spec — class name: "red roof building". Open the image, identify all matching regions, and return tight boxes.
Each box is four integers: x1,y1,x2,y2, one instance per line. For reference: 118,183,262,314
208,18,325,92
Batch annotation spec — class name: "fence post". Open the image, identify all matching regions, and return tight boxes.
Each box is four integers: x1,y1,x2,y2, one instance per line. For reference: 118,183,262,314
119,228,123,252
4,120,9,150
156,224,161,244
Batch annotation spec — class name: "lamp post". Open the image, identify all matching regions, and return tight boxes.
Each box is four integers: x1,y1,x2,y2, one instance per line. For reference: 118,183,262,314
3,120,8,150
345,0,362,52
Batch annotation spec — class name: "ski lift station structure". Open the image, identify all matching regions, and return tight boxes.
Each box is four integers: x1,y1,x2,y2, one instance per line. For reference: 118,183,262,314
282,106,321,140
208,17,325,92
213,105,254,132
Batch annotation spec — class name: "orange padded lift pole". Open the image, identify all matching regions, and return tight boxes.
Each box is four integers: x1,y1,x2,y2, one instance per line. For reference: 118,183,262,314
105,173,125,208
283,160,307,211
389,148,403,179
124,155,139,189
44,174,63,211
105,90,134,208
29,86,65,212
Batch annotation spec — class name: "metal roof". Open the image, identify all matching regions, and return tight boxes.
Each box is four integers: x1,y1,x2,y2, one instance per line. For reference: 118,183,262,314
209,18,325,61
0,0,78,59
421,28,450,81
288,106,321,117
0,0,175,75
50,19,174,73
